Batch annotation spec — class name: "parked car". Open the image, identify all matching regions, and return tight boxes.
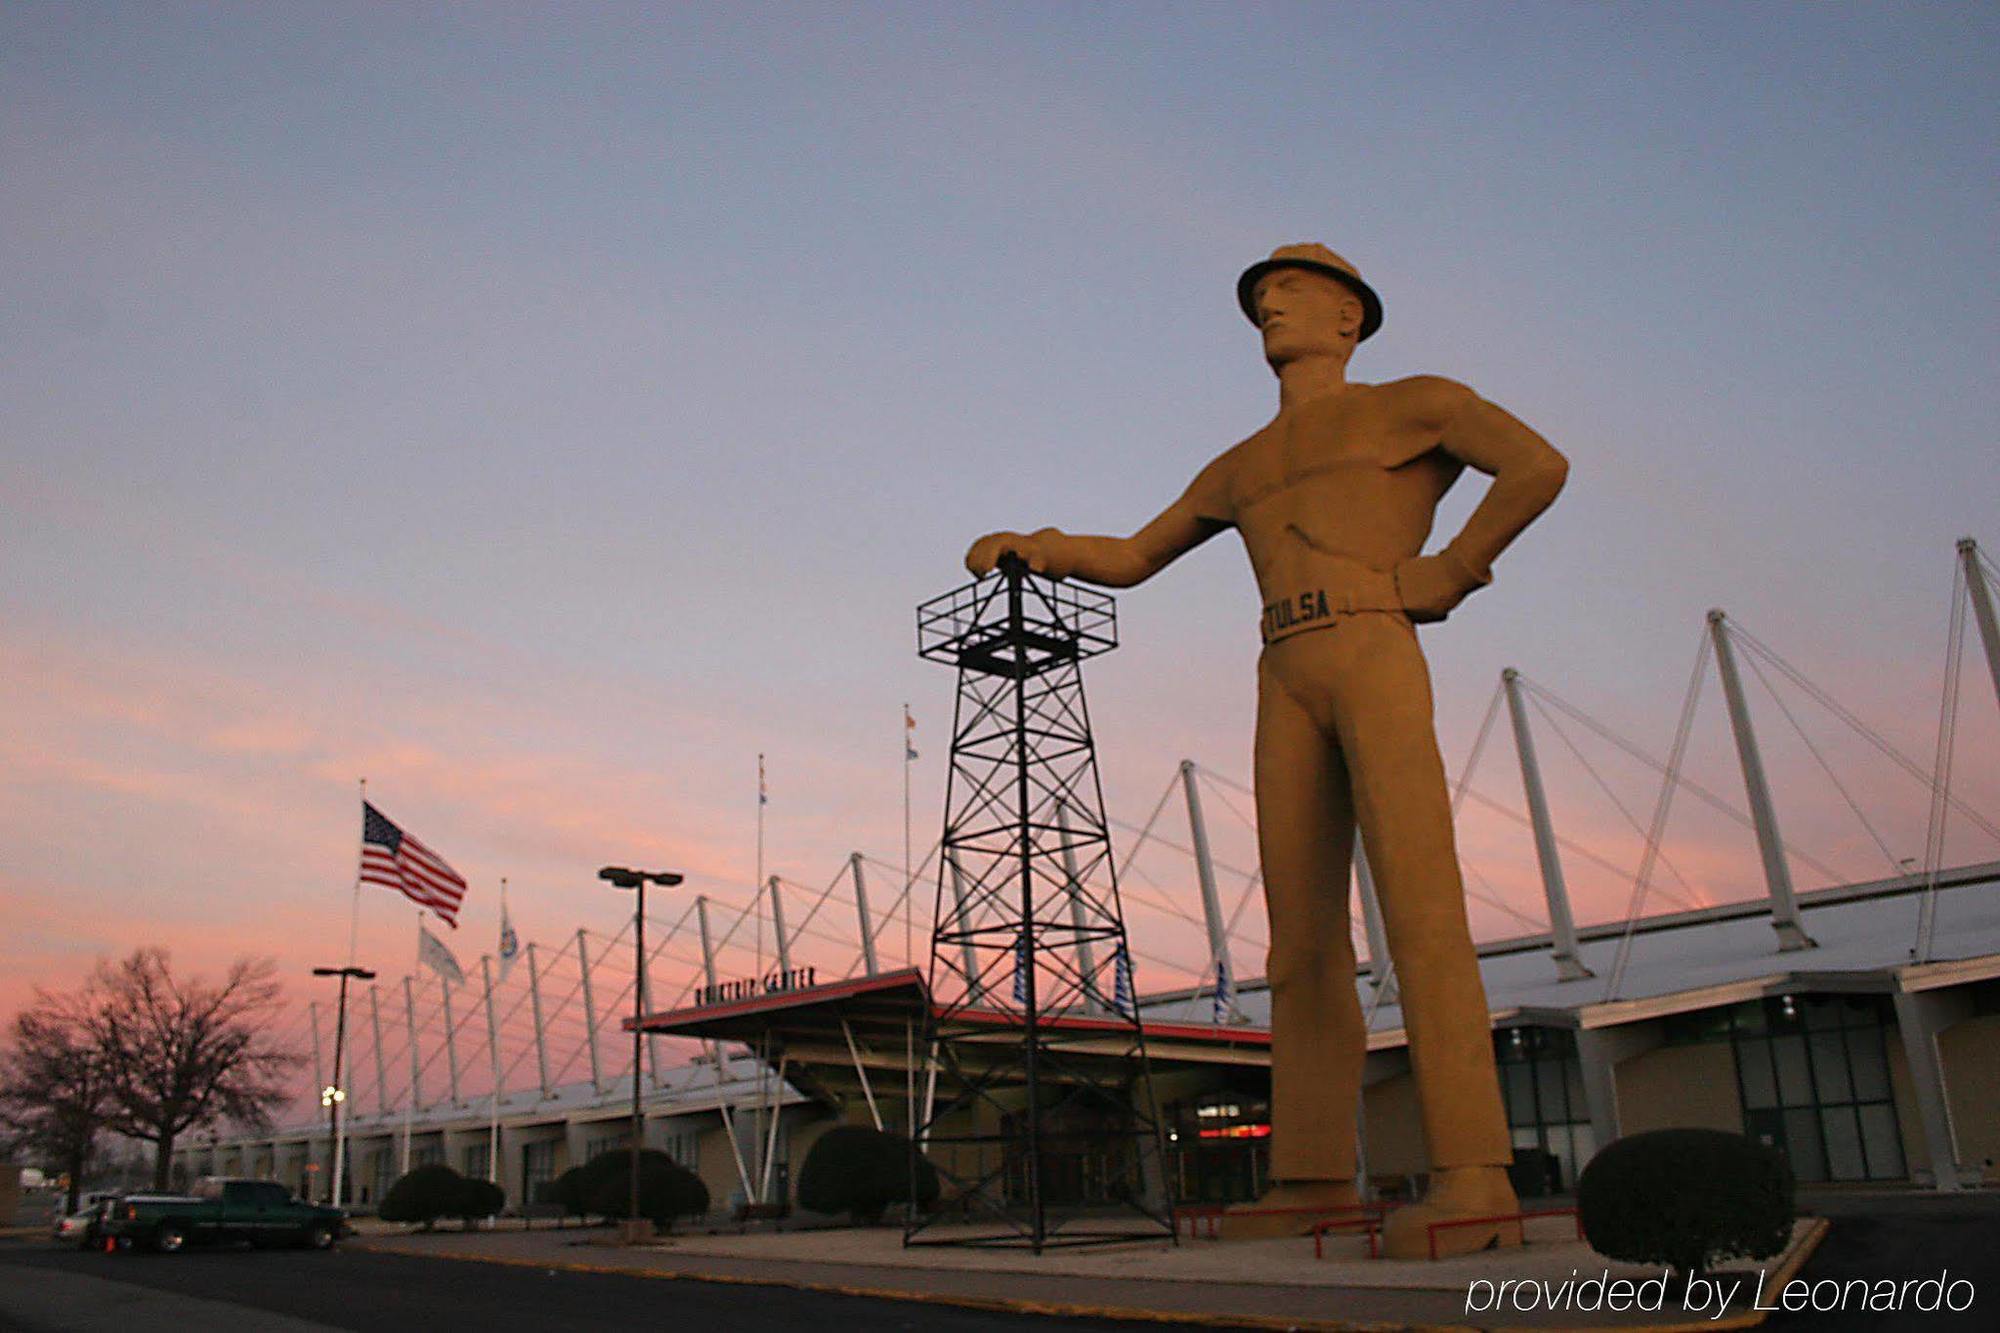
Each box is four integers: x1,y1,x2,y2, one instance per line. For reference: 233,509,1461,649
99,1177,346,1253
52,1192,122,1248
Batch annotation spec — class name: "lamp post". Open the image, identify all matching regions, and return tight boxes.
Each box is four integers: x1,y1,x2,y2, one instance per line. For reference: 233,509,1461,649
598,866,682,1242
311,965,376,1208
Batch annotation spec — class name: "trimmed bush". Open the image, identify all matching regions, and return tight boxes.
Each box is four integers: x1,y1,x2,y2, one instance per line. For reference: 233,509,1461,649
538,1166,590,1220
451,1175,506,1229
580,1149,709,1227
379,1164,466,1231
1578,1129,1794,1277
795,1125,939,1224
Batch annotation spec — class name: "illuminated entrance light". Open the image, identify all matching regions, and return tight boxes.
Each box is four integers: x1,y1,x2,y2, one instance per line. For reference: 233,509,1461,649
1197,1124,1272,1140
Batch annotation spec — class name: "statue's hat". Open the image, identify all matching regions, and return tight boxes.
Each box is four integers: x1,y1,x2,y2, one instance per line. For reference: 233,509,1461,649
1236,244,1383,342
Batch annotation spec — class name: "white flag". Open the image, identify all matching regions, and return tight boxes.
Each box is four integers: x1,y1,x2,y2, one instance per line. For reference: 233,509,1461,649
496,898,520,985
419,922,465,988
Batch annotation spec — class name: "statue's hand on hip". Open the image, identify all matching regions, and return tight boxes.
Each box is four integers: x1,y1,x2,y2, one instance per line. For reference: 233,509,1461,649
966,528,1072,579
1392,551,1484,624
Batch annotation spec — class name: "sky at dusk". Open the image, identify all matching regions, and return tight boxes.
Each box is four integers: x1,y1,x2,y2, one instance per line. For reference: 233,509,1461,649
4,3,1997,1056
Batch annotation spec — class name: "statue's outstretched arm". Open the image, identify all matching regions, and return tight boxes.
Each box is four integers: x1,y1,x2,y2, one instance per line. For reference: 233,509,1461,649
965,496,1225,588
1395,381,1570,622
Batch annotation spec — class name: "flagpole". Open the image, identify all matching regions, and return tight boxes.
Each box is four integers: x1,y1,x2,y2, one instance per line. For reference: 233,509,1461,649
408,906,424,1175
348,779,367,969
903,706,914,968
756,754,766,979
400,974,415,1177
490,880,509,1185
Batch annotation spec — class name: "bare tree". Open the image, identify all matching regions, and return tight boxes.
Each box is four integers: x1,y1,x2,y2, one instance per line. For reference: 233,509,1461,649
83,950,299,1190
0,987,113,1214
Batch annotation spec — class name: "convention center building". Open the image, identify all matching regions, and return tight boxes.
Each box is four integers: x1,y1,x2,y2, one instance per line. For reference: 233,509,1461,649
183,862,2000,1211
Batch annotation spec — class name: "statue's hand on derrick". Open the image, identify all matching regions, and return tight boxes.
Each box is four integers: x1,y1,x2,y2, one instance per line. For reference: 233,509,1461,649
966,528,1074,579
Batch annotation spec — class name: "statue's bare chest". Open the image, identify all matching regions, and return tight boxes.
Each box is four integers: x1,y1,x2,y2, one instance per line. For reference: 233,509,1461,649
1227,393,1413,517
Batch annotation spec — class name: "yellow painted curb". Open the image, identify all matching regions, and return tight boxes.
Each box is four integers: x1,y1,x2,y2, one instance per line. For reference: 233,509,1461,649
347,1238,1475,1332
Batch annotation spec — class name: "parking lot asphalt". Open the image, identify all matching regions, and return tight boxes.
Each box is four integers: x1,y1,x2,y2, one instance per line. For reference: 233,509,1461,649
0,1239,1186,1333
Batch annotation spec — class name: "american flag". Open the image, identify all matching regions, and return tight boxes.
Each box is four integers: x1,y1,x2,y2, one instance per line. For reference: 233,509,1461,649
360,801,468,928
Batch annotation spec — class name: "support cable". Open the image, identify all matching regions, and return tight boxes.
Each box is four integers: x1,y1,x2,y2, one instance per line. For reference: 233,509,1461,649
1916,560,1970,962
1524,679,1851,887
1604,631,1711,1001
1723,621,2000,844
1737,642,1903,875
1524,689,1706,911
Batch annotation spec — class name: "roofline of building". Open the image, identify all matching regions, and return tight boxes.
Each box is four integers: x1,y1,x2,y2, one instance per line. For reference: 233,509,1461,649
1134,858,2000,1010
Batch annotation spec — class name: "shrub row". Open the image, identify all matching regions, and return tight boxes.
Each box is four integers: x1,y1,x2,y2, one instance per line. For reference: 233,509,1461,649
379,1164,505,1231
536,1148,709,1227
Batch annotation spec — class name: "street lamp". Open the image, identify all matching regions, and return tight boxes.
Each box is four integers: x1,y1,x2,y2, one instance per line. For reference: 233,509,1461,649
598,866,683,1242
311,965,376,1208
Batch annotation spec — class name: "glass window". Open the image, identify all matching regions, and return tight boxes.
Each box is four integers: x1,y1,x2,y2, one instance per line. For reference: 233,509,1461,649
1846,1027,1891,1101
1545,1126,1577,1192
1535,1059,1568,1124
1773,1034,1813,1105
1858,1105,1906,1180
1503,1064,1536,1126
1822,1107,1866,1180
1783,1108,1827,1182
1570,1121,1598,1174
1809,1031,1853,1103
522,1141,558,1200
1739,1045,1778,1109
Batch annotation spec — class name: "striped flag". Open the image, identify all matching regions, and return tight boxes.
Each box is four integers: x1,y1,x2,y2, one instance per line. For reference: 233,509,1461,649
904,705,918,761
1112,944,1136,1019
758,754,768,806
360,801,468,928
1212,954,1232,1024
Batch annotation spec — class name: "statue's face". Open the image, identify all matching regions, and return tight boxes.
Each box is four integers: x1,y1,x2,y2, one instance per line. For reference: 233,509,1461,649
1252,267,1362,367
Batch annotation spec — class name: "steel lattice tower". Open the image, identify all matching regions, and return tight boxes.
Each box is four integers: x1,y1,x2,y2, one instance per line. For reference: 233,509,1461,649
907,557,1174,1250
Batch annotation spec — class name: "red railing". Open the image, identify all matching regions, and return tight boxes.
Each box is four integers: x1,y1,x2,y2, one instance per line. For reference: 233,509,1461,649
1354,1205,1581,1260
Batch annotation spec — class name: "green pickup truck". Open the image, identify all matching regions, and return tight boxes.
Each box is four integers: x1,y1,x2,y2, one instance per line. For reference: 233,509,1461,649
101,1177,347,1253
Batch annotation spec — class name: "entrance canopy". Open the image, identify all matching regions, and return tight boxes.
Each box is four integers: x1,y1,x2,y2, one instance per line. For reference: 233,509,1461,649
630,967,1273,1113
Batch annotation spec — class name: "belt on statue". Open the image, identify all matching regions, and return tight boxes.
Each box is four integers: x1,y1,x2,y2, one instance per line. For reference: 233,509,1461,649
1259,583,1405,645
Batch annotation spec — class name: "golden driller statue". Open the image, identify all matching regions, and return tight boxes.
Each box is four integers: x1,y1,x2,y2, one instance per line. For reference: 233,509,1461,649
967,244,1568,1258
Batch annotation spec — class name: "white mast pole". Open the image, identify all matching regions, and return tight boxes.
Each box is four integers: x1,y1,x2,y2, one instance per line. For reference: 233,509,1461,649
850,853,879,976
1959,538,2000,717
401,975,419,1176
1503,668,1593,980
576,930,603,1093
1180,761,1236,1021
482,954,502,1183
527,943,551,1095
1708,610,1815,951
768,877,792,977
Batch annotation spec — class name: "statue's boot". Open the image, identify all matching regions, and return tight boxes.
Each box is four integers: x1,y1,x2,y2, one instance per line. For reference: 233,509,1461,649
1379,1165,1522,1259
1218,1179,1362,1240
